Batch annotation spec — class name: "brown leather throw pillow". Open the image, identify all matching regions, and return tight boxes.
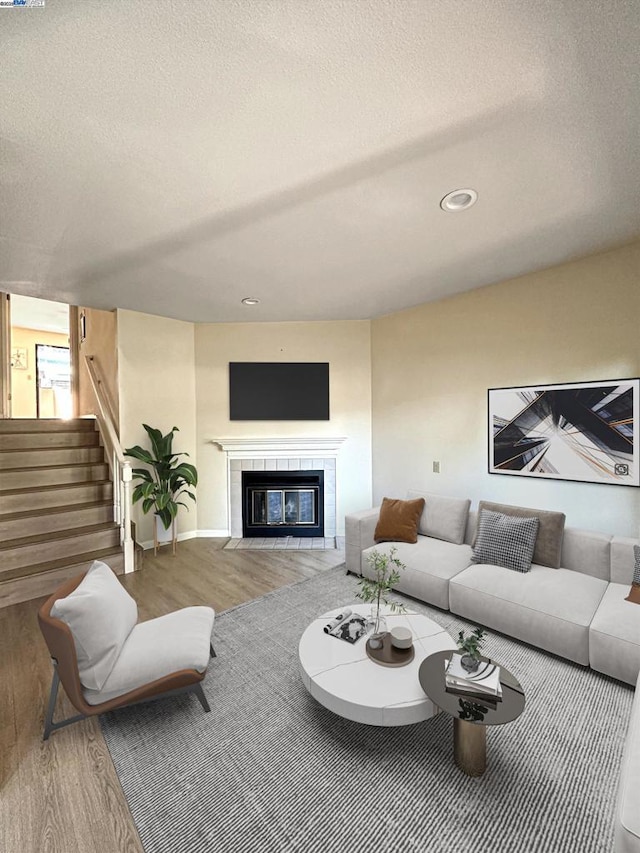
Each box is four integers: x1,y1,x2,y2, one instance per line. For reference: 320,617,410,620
374,497,425,544
625,545,640,604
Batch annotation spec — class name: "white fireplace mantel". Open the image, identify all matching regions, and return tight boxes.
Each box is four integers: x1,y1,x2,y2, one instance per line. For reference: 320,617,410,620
212,437,347,458
212,437,346,537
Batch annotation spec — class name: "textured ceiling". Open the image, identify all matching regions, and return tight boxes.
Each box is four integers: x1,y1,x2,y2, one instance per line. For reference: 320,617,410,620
1,0,639,323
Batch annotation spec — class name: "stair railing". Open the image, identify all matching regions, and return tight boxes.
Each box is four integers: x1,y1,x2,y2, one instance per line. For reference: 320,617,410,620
84,355,134,574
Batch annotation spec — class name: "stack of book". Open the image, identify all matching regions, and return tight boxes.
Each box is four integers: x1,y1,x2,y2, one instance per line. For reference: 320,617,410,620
445,653,503,706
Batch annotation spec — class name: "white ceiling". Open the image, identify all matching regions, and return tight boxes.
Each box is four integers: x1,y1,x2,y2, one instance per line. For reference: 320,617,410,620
1,0,639,324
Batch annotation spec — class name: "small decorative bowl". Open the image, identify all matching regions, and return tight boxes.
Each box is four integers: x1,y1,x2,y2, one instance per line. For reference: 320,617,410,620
390,626,413,650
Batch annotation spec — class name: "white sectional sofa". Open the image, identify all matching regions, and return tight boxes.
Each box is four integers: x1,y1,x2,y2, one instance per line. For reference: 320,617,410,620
346,494,640,683
345,491,640,853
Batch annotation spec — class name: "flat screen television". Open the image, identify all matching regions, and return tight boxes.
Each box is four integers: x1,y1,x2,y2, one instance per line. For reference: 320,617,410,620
229,362,330,421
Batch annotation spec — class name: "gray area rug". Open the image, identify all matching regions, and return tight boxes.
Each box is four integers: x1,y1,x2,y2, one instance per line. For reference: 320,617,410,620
101,566,633,853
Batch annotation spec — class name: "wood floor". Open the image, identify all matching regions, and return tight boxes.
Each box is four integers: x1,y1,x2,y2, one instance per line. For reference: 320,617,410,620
0,538,345,853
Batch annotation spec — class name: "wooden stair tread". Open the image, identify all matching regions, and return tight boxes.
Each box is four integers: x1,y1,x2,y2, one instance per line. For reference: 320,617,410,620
0,462,108,474
0,522,120,550
0,547,124,583
0,500,113,522
0,443,99,453
0,419,97,432
0,480,111,496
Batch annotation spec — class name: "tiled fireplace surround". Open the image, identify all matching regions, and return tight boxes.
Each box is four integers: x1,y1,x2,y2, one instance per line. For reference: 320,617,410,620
214,438,346,539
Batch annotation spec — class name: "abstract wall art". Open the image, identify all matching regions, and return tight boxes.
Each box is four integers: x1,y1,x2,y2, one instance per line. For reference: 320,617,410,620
488,379,639,487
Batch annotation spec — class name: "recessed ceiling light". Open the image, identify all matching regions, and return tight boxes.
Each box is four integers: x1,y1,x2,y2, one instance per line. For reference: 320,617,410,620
440,188,478,212
241,297,260,306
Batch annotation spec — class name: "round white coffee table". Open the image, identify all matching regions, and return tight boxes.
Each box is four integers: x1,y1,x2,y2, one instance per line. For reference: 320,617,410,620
298,604,455,726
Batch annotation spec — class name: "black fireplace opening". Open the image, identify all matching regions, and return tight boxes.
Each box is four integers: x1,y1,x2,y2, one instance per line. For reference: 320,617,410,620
242,470,324,538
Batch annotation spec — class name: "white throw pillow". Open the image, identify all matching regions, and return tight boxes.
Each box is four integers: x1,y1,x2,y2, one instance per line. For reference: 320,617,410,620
51,560,138,691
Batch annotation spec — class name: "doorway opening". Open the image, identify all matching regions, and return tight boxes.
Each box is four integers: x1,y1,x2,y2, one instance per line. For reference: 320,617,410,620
35,343,72,418
7,295,72,419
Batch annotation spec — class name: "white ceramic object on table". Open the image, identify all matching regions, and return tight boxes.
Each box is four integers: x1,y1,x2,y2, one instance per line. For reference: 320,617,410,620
390,625,413,649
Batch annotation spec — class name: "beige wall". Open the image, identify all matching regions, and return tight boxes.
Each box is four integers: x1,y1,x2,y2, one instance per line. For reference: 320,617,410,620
371,241,640,537
78,307,119,423
194,321,372,535
117,309,197,544
10,327,69,418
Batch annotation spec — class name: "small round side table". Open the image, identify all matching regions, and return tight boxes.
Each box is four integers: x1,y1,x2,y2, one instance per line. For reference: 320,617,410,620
418,650,526,776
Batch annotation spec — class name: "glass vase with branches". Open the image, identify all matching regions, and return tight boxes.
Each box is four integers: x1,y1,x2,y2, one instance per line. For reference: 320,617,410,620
356,546,406,640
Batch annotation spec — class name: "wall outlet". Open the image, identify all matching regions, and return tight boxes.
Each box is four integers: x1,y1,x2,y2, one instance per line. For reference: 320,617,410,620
433,461,440,473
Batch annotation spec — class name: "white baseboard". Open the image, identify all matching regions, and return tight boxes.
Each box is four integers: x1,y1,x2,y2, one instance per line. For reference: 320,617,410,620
139,530,199,551
197,529,230,537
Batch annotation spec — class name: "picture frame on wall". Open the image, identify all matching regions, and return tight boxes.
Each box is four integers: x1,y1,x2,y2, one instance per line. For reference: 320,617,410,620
488,378,639,487
10,347,28,369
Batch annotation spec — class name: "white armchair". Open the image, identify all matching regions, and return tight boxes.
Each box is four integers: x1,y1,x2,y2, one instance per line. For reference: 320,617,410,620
38,561,216,740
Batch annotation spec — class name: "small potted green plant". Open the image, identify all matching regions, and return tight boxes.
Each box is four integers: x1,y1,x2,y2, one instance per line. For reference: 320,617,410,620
457,626,487,672
124,424,198,547
356,547,406,648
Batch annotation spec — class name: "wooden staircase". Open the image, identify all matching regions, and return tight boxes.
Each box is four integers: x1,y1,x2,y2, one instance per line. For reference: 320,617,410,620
0,418,124,608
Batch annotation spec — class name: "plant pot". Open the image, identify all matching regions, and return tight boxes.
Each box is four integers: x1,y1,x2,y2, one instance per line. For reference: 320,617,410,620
460,653,480,673
154,514,176,556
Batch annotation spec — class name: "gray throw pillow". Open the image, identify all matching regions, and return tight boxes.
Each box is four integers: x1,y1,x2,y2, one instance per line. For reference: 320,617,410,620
476,501,565,568
472,509,540,573
51,560,138,691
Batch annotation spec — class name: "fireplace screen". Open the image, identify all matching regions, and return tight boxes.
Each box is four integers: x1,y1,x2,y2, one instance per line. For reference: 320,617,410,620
242,470,324,538
251,488,316,526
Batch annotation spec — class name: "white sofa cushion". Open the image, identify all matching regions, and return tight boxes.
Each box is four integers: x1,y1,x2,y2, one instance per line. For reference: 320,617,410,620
362,538,473,610
406,490,471,545
51,560,138,691
450,563,607,664
83,605,215,705
589,584,640,685
561,528,611,581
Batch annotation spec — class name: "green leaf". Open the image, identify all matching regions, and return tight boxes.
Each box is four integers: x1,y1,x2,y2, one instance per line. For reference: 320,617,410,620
132,484,147,503
124,446,155,465
130,467,153,482
171,462,198,486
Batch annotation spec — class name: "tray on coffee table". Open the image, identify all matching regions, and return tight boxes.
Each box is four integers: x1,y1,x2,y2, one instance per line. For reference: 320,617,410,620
365,632,415,667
